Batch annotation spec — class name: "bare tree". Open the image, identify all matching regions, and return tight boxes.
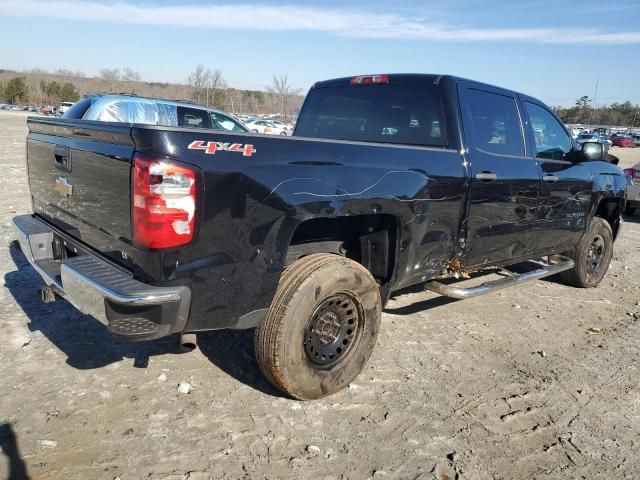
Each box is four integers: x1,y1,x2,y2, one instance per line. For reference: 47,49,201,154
268,74,301,119
188,65,226,107
205,69,225,108
54,69,75,83
99,68,121,93
121,68,141,94
27,77,44,106
187,64,208,104
225,88,245,114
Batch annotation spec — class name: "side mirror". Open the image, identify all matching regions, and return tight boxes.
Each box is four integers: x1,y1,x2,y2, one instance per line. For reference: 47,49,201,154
581,142,604,161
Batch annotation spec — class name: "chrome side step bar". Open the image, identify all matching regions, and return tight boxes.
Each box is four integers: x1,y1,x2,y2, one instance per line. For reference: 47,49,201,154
425,256,574,300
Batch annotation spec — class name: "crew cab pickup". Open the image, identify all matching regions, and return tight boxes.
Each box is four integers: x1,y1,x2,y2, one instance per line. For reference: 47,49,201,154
13,74,626,399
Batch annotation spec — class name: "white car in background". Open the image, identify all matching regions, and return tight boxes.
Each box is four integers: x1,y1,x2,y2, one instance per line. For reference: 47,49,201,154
269,119,294,135
245,119,288,135
57,101,75,115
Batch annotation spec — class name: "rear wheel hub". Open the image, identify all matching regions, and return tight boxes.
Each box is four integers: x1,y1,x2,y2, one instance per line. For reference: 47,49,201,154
304,293,361,368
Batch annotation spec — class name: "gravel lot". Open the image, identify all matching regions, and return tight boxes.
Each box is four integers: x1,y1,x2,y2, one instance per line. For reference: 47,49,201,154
1,110,639,480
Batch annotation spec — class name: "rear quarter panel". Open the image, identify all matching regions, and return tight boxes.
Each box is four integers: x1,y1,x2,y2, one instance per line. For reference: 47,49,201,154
131,127,467,330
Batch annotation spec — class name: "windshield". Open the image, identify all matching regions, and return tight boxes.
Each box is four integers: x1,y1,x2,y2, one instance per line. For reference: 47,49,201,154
295,84,447,147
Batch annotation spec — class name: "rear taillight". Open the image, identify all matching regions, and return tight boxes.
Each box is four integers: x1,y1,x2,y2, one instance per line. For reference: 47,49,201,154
350,74,389,85
624,168,640,179
132,155,198,249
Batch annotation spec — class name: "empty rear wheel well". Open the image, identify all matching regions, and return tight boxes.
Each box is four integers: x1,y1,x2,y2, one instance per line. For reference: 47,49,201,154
287,215,398,284
595,198,623,239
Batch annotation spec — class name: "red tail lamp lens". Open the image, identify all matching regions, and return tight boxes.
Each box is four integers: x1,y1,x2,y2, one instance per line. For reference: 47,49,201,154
133,155,197,249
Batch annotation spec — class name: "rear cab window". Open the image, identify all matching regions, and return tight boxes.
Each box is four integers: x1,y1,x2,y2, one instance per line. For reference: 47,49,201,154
465,89,525,157
294,83,448,148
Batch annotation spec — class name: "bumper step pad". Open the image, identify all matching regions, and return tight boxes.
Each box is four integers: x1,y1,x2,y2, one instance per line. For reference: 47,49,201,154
108,317,162,339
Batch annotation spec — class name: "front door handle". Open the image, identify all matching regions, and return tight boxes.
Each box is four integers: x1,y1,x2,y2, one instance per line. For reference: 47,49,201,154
475,171,497,182
543,175,559,183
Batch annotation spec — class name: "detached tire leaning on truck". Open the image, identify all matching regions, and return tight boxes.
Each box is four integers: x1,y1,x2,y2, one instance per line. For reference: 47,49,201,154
255,253,382,400
559,216,613,288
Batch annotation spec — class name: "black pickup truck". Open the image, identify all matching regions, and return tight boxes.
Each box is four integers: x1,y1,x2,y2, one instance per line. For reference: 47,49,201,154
13,74,626,399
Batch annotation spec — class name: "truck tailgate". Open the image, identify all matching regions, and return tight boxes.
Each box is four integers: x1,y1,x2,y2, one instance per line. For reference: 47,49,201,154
27,118,134,261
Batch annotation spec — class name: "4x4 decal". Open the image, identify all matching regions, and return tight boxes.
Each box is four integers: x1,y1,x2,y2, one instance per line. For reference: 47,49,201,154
188,140,256,157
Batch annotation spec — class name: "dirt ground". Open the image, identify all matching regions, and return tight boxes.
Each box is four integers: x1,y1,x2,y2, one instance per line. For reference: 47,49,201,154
1,110,639,480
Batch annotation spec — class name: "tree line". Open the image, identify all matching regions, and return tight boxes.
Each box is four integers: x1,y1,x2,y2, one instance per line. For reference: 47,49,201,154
185,64,302,119
553,96,640,127
0,67,304,119
0,76,81,105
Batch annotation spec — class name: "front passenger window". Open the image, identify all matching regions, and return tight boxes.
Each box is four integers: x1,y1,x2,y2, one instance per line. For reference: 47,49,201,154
525,102,572,160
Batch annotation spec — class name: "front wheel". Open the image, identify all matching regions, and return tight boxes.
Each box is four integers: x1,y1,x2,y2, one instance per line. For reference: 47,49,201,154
559,217,614,288
255,254,382,400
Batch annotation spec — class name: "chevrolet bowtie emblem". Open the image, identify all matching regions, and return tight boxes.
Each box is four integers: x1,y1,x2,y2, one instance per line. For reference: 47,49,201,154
55,177,73,197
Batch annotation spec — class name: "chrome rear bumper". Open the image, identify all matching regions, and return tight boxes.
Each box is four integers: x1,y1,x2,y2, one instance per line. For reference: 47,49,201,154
12,214,191,341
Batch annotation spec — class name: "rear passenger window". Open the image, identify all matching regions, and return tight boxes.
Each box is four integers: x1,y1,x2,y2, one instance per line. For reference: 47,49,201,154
177,106,210,129
467,89,524,157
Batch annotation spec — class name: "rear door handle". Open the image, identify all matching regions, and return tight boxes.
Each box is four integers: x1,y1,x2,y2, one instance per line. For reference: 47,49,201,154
475,171,497,182
543,175,559,183
54,145,71,172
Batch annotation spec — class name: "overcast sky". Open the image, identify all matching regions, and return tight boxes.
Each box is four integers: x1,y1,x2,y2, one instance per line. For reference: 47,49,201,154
1,0,639,106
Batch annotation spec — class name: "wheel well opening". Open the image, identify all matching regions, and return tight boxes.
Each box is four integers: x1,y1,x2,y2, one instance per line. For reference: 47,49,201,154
287,215,398,284
595,198,623,239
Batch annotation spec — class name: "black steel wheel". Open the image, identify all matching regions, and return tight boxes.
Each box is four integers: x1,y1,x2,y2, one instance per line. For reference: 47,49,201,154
560,216,614,288
255,254,382,400
586,234,606,275
303,293,362,368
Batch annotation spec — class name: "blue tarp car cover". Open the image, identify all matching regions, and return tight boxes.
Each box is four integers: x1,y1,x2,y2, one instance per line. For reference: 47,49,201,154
83,96,179,126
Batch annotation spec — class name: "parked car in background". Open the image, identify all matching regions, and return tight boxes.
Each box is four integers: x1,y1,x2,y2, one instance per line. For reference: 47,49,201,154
576,132,611,151
624,163,640,215
612,136,636,148
62,95,249,133
629,133,640,147
57,101,75,115
244,119,288,135
570,127,584,138
269,119,294,135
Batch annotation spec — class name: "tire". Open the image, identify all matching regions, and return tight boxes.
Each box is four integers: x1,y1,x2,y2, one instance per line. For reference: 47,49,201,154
251,129,259,133
280,131,287,136
559,217,613,288
255,253,382,400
